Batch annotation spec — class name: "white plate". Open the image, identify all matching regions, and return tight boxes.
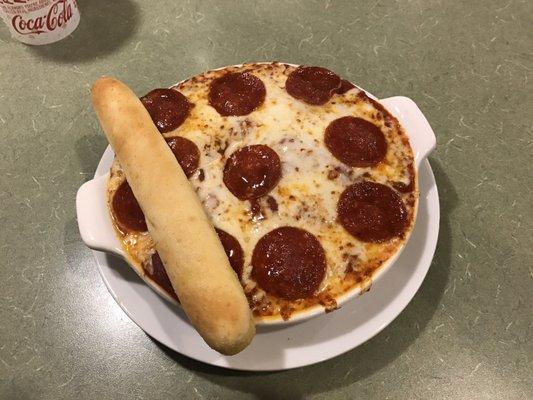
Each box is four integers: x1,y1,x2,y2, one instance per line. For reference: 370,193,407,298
83,95,439,371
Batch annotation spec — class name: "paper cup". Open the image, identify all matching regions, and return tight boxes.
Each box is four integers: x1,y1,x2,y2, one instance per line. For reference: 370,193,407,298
0,0,80,45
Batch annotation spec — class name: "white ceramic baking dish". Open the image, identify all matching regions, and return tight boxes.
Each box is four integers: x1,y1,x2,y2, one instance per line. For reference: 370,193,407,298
77,77,435,325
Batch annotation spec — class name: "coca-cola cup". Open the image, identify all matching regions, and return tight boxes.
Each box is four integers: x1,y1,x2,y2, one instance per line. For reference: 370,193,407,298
0,0,80,45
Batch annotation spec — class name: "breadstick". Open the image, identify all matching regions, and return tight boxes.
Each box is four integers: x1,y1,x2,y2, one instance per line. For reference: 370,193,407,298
91,77,255,355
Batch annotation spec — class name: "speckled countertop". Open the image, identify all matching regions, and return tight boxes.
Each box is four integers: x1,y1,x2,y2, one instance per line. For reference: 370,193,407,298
1,1,531,399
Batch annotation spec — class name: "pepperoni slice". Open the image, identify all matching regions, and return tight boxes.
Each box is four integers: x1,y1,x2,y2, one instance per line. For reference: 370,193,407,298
165,137,200,178
215,228,244,278
208,72,266,116
338,181,408,242
285,66,341,105
140,88,191,133
144,252,178,301
325,116,387,167
223,145,281,200
111,180,147,232
251,227,326,300
336,79,356,94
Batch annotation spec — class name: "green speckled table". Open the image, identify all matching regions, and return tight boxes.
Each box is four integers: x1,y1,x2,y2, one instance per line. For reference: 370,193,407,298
1,1,532,399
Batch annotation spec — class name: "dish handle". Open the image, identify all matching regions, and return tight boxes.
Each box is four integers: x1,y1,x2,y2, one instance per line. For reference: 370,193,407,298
76,173,125,257
380,96,436,167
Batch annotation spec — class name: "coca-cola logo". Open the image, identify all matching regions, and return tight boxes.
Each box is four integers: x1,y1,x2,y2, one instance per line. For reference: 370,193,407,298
11,0,74,35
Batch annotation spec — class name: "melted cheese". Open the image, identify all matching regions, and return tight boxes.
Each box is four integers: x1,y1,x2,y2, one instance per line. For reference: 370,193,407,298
107,63,417,320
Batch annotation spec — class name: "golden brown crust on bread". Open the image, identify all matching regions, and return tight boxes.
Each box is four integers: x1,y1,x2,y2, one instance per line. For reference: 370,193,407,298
91,77,255,355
